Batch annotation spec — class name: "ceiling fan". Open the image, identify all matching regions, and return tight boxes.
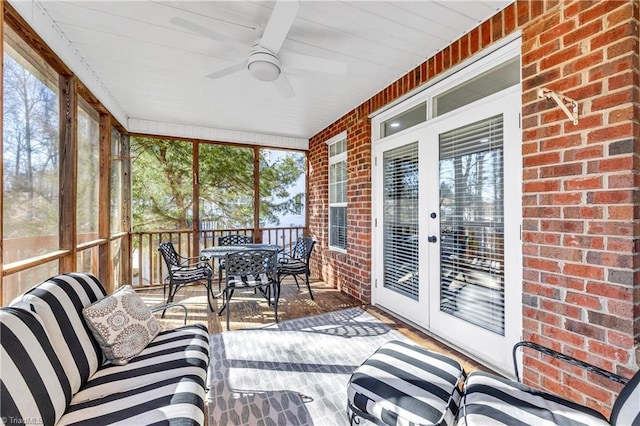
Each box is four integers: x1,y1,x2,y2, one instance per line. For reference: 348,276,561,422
171,1,347,98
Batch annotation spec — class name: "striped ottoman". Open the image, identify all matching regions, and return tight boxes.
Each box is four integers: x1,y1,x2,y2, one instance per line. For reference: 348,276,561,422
347,340,466,426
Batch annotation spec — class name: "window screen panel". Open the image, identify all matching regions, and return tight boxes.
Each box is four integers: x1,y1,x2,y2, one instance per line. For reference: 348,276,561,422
439,114,505,335
329,161,347,204
383,142,419,299
330,206,346,249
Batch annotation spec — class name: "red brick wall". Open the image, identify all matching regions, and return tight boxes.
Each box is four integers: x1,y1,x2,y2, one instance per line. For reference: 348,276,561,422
520,0,639,415
308,0,639,415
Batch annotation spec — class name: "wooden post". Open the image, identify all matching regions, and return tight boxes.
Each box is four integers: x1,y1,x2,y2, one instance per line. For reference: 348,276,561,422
98,113,112,291
193,141,200,255
253,146,261,242
122,134,132,285
59,74,77,273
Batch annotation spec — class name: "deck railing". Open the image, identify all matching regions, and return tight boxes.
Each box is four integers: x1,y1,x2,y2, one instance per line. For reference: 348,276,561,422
130,227,305,287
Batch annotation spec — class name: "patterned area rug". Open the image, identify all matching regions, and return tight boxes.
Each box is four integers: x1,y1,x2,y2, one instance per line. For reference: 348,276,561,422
208,307,410,425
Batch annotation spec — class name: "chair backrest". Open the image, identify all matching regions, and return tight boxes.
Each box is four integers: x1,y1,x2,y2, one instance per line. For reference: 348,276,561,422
610,369,640,425
218,234,253,246
225,249,277,279
292,237,315,263
158,241,180,268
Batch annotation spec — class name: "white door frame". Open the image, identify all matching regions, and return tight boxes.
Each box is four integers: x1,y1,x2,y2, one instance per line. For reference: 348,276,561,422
425,88,522,375
371,126,430,330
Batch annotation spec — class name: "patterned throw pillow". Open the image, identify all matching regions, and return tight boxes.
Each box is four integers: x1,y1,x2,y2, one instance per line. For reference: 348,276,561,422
82,285,160,365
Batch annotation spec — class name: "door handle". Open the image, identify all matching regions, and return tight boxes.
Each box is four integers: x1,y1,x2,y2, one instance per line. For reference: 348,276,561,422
428,236,438,243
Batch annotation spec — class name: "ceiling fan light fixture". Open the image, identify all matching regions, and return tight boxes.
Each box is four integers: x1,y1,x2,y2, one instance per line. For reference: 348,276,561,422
248,49,281,81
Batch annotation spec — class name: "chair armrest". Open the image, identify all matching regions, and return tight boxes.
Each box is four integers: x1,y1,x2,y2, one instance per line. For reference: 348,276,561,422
176,252,209,265
151,303,188,325
278,250,296,262
513,341,629,385
172,262,212,273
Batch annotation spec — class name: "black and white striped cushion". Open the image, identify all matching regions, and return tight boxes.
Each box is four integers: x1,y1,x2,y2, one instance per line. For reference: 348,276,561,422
57,324,210,425
227,273,272,288
277,260,307,274
11,273,107,394
458,371,610,426
1,306,71,425
348,340,465,426
610,369,640,426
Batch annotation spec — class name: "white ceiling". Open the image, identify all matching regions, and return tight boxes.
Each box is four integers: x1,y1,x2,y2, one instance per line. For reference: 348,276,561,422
9,0,512,148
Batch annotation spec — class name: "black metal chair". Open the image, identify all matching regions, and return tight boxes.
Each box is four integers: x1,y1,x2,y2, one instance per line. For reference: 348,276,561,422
217,234,253,290
276,237,315,301
219,249,278,331
157,241,215,314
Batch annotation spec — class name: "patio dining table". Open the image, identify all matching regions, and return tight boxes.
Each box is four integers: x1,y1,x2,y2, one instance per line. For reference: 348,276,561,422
200,243,282,260
200,243,282,313
200,243,282,293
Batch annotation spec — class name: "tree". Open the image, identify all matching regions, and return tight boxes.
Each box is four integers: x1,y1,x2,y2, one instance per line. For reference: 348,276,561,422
3,53,59,242
131,137,305,231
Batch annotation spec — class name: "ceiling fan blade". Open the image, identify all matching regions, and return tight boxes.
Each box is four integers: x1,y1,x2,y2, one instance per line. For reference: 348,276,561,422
274,73,295,98
259,0,300,54
170,17,249,51
206,60,247,79
279,51,347,75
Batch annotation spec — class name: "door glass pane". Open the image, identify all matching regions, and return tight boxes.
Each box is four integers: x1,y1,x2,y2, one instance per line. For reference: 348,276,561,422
381,102,427,138
383,142,419,299
439,114,505,334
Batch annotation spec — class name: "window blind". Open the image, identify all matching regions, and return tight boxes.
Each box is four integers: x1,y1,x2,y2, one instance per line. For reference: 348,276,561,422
329,157,347,249
439,114,505,335
383,142,419,299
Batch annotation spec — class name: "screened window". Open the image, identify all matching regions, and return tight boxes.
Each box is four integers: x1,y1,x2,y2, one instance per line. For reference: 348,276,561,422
2,24,61,303
2,25,60,264
328,136,347,250
131,137,194,231
439,114,505,335
111,128,124,234
259,148,306,229
77,98,100,243
198,143,254,230
110,128,125,287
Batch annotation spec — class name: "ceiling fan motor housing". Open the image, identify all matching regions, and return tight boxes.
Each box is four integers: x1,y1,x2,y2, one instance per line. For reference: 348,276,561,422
248,47,281,81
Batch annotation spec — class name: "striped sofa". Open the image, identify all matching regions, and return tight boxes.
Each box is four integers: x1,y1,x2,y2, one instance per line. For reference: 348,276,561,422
1,273,209,425
348,340,640,426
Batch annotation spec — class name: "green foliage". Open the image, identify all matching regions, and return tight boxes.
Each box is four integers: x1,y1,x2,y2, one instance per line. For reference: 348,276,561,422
132,137,194,230
259,150,305,227
199,143,254,228
131,137,305,231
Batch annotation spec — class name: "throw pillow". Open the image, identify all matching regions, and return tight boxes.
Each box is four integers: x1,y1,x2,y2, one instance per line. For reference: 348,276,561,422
82,285,160,365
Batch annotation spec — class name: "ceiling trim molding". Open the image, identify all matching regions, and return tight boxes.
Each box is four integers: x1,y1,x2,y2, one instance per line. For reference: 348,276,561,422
9,0,128,127
128,118,309,150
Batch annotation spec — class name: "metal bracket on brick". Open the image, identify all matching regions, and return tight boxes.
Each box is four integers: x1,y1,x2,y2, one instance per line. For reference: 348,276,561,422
537,87,579,125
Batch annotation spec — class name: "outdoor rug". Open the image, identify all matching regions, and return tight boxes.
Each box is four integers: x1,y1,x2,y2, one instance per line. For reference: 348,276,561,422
208,307,411,425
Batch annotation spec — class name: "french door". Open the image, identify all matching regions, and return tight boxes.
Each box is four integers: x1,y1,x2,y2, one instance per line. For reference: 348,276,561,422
373,89,521,373
372,129,429,328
